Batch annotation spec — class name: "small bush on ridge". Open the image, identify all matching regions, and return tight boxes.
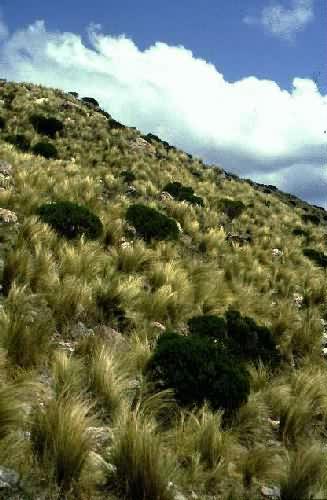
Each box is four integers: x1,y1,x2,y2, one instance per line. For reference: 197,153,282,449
220,198,246,219
303,248,327,268
4,133,30,152
163,181,204,206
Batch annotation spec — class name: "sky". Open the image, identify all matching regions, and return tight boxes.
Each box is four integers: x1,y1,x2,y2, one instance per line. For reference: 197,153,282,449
0,0,326,206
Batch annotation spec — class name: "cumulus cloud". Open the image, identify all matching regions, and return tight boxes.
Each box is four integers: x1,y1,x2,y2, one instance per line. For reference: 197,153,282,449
0,19,326,205
243,0,314,43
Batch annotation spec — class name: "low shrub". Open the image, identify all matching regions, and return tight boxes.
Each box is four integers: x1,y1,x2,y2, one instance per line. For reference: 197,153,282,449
30,114,64,138
292,227,310,238
188,311,280,368
81,96,99,107
96,293,129,330
302,213,321,225
146,332,250,416
125,204,179,242
224,308,280,367
163,181,204,206
4,133,30,152
0,116,5,129
303,248,327,268
220,198,246,219
32,141,58,159
36,201,103,240
120,170,136,184
68,91,78,98
108,118,125,130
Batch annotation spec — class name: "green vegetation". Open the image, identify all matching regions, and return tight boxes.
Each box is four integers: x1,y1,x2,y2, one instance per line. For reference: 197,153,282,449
125,203,180,241
0,79,327,498
30,114,64,138
36,201,103,240
32,141,58,159
163,180,204,206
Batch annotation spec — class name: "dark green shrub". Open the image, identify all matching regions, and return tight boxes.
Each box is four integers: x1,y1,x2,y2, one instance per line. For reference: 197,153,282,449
163,181,204,206
125,204,179,242
30,114,64,138
0,116,5,129
108,118,125,130
146,332,250,415
220,199,246,219
36,201,103,240
302,213,321,225
303,248,327,268
224,309,280,367
81,97,99,107
32,142,58,159
188,315,229,348
292,227,310,238
120,170,136,184
68,91,78,98
4,134,30,152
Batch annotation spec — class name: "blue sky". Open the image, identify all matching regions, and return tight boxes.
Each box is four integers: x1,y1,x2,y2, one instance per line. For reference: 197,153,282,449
0,0,326,205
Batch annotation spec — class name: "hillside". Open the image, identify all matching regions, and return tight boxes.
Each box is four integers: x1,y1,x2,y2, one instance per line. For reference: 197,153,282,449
0,79,327,499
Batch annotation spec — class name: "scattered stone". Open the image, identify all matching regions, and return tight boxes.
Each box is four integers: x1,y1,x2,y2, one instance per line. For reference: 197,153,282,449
261,485,281,499
0,209,18,224
87,426,113,450
159,191,174,201
70,321,94,340
293,293,303,308
93,325,126,348
121,241,133,249
0,466,19,489
272,248,283,257
151,321,166,331
176,221,183,233
56,340,75,353
226,232,252,246
0,160,13,177
125,185,138,197
35,97,48,104
267,418,280,429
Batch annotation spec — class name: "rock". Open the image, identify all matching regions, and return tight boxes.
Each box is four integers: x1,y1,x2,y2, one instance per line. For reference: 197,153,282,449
93,325,126,348
226,232,252,246
87,426,113,450
125,185,138,197
35,97,48,104
151,321,166,331
159,191,174,201
0,209,18,224
0,160,13,177
70,321,94,339
267,418,280,429
176,221,183,233
293,293,303,308
0,466,19,488
261,485,281,498
130,137,156,155
272,248,283,257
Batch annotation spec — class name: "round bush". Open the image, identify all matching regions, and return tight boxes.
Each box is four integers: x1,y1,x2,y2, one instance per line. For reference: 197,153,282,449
125,203,179,242
303,248,327,268
220,199,246,219
4,134,30,152
163,181,204,206
36,201,103,240
225,308,280,367
0,116,6,129
146,332,250,415
30,114,64,138
188,314,229,349
32,142,58,159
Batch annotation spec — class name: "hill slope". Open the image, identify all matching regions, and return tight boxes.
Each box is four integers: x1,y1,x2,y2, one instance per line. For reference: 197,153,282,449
0,79,327,499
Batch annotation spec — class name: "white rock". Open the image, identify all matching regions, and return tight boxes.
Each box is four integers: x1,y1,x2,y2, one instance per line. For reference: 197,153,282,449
35,97,48,104
272,248,283,257
0,208,17,224
261,485,281,498
0,466,19,488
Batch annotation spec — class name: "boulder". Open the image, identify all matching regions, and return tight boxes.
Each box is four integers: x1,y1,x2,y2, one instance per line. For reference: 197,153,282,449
226,232,252,246
0,160,13,177
0,466,19,489
0,209,17,224
261,485,281,499
159,191,174,201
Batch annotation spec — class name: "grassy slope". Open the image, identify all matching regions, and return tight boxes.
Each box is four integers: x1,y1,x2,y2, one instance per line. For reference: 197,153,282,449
0,79,327,498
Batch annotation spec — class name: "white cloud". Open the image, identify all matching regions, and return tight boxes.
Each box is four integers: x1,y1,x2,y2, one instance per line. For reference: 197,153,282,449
0,19,326,205
243,0,314,43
